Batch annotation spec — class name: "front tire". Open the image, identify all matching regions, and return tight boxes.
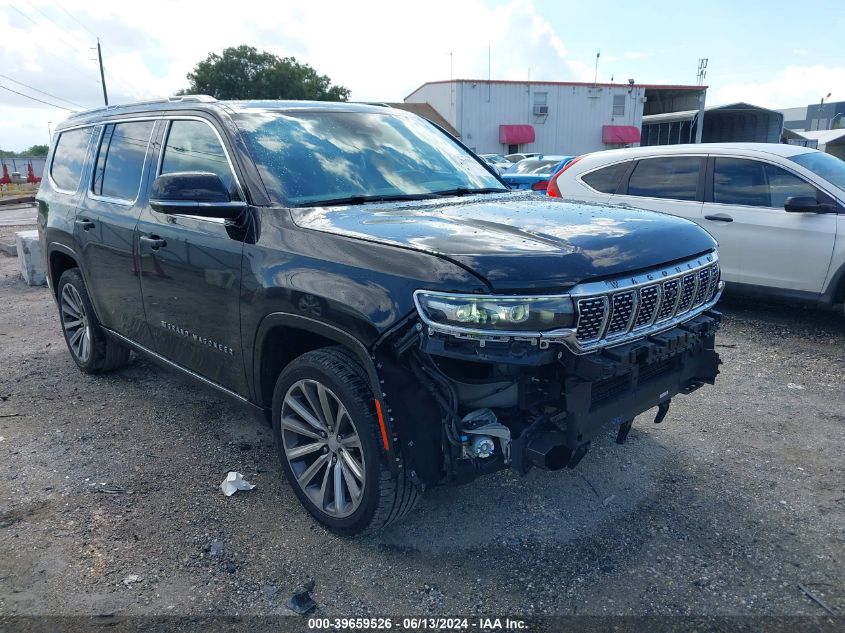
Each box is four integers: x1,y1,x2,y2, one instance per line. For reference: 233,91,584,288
271,347,418,535
57,268,130,374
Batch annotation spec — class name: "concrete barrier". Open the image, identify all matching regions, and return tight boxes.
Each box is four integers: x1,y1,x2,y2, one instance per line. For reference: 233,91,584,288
15,230,47,286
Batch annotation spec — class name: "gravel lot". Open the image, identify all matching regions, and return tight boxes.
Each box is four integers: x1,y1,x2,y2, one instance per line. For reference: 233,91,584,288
0,251,843,618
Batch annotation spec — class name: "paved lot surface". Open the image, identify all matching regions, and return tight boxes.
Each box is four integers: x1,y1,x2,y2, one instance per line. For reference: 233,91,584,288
0,203,37,227
0,253,843,617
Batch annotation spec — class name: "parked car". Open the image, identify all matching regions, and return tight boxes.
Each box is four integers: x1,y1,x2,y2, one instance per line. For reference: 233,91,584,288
502,155,574,192
38,97,723,535
550,143,845,316
505,152,540,163
480,153,511,173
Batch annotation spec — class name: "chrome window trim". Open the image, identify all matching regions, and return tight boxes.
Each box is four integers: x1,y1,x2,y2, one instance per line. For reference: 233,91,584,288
88,119,158,207
48,125,99,196
156,116,246,207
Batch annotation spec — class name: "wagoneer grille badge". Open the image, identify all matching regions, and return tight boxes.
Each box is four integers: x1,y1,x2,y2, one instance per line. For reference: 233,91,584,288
572,252,722,352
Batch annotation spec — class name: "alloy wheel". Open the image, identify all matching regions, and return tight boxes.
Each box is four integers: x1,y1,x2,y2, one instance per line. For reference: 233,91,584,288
60,284,91,363
281,379,366,518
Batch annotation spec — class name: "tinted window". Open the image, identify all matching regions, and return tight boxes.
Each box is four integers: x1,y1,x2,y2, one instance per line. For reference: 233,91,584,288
766,163,817,208
161,120,238,198
233,110,504,206
790,151,845,190
627,156,700,201
714,158,818,208
582,161,630,194
92,121,154,201
51,127,94,191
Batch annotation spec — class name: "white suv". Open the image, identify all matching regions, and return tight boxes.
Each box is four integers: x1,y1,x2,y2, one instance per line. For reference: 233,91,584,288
550,143,845,315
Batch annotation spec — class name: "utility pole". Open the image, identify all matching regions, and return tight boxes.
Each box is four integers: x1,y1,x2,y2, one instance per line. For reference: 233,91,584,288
97,39,109,106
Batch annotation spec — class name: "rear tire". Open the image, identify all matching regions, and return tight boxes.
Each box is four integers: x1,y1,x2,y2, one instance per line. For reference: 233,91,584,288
271,346,419,535
57,268,130,374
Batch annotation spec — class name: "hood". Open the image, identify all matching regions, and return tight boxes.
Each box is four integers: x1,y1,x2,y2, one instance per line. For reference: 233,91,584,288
289,192,717,291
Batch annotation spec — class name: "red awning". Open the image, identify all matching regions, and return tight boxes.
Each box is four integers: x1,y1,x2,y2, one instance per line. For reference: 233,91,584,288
499,124,535,144
602,125,641,144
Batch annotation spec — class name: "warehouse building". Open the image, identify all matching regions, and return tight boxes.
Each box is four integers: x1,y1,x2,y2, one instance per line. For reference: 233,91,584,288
404,79,706,155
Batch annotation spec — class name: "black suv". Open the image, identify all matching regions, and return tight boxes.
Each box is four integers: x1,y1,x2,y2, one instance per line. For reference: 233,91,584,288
38,97,723,535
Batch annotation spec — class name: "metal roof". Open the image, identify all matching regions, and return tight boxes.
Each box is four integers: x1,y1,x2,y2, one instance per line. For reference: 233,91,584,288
405,79,706,102
642,102,784,125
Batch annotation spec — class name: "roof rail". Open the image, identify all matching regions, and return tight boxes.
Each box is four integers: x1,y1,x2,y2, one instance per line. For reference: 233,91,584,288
166,95,217,103
66,95,218,119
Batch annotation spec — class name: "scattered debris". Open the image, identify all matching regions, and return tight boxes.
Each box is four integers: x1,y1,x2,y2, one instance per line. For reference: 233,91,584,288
0,436,4,442
220,471,256,496
122,574,143,586
0,413,20,418
261,584,280,600
787,383,805,390
208,540,224,557
798,583,836,616
602,495,616,506
224,560,237,574
287,579,317,615
90,485,132,494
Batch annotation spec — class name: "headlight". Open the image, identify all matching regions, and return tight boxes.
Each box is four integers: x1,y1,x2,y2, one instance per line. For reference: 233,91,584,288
414,290,575,334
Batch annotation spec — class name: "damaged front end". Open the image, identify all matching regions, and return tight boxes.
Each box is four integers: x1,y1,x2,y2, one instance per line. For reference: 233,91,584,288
373,252,724,489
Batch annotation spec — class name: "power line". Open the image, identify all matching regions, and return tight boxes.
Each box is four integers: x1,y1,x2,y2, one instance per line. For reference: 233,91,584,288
0,83,77,111
2,6,100,85
28,3,92,51
53,3,98,38
0,73,86,108
7,5,89,55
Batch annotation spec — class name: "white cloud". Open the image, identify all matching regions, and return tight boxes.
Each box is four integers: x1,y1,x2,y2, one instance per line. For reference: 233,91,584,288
0,0,584,149
713,64,845,109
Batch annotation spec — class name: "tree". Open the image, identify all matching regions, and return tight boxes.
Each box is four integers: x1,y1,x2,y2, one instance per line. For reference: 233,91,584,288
179,45,350,101
0,144,48,158
25,144,48,157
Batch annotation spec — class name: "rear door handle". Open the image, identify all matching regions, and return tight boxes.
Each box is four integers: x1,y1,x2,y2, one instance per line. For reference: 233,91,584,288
140,235,167,250
75,218,95,230
704,214,733,223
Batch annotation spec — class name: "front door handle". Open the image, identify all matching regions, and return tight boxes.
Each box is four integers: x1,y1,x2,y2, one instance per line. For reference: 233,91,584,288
140,235,167,250
75,218,95,230
704,214,733,223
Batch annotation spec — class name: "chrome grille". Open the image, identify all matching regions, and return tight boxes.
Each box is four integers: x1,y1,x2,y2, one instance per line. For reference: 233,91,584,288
693,267,711,306
575,297,607,342
606,292,635,336
676,274,697,314
634,286,659,327
656,279,680,322
708,263,721,299
570,254,722,352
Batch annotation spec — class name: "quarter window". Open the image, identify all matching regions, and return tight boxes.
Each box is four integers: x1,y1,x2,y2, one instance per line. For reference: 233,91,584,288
713,158,818,208
92,121,154,201
627,156,700,201
160,120,238,199
51,127,95,192
582,161,631,194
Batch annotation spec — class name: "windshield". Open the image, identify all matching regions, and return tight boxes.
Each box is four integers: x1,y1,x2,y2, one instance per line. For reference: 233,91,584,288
789,151,845,191
233,110,505,206
510,159,561,175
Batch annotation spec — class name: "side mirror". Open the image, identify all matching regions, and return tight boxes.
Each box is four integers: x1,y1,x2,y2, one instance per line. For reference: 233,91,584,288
783,195,835,213
149,172,245,219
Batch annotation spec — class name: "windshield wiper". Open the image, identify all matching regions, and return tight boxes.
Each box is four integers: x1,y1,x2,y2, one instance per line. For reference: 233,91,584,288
431,187,510,197
297,193,439,207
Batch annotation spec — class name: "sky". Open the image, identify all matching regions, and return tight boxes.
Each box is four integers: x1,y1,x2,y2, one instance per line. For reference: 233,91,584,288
1,0,844,151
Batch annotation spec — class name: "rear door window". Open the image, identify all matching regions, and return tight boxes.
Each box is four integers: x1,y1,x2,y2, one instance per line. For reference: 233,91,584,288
713,158,819,208
581,161,631,194
91,121,155,201
160,120,238,199
626,156,701,201
50,127,95,192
